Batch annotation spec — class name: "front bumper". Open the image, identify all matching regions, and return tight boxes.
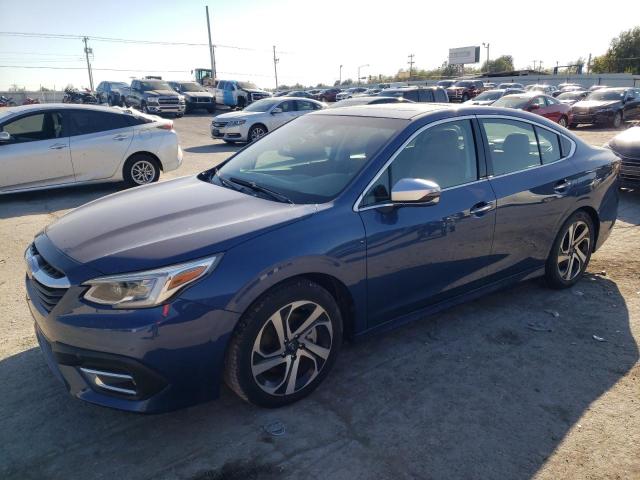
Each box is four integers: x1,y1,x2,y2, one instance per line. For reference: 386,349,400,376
211,122,249,142
27,272,239,413
145,103,186,115
618,154,640,187
570,109,615,125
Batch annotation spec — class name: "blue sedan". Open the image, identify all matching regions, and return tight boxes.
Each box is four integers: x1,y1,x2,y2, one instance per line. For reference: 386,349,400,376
26,104,619,412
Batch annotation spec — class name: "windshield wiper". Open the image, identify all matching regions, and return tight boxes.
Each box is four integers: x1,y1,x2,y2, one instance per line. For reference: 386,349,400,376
228,176,293,204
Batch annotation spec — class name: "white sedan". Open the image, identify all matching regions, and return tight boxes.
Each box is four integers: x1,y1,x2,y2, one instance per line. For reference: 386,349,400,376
0,104,182,194
211,97,326,143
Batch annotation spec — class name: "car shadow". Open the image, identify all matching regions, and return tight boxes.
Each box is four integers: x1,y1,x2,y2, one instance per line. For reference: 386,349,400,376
0,276,636,479
618,189,640,225
184,143,243,154
0,183,127,219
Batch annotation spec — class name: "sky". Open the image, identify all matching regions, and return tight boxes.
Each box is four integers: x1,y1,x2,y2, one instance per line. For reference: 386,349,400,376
0,0,637,91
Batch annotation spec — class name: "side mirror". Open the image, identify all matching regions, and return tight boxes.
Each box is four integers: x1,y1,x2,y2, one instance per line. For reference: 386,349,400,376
0,131,11,142
271,107,283,114
528,104,540,111
391,178,441,205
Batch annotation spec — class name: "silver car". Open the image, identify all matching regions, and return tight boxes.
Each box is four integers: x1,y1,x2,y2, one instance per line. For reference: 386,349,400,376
211,97,326,143
0,104,183,194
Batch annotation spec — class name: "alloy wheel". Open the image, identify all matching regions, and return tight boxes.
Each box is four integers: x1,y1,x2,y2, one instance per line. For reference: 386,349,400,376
251,301,333,396
250,127,266,141
557,220,590,281
558,117,567,128
130,160,156,185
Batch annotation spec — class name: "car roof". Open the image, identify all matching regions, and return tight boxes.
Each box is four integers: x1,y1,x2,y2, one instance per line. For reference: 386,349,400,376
0,103,144,121
313,102,452,119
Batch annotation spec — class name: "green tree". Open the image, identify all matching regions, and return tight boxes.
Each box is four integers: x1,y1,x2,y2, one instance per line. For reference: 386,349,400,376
591,26,640,74
481,55,514,73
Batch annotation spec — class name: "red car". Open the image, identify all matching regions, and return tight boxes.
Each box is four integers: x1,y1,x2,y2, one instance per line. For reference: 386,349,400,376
492,93,572,128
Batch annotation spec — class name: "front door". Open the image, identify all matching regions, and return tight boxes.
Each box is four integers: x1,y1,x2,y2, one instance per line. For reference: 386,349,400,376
359,118,496,326
0,110,74,192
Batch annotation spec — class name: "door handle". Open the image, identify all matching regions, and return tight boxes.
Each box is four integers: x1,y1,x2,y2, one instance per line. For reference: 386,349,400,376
113,134,128,141
49,143,67,150
469,201,495,216
554,179,571,193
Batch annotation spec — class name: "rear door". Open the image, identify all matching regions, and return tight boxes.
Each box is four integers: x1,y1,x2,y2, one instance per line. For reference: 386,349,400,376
0,110,74,192
68,109,133,181
479,116,578,281
418,89,434,103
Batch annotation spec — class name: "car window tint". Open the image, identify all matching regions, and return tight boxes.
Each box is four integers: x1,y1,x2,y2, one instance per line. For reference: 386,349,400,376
435,90,448,102
481,119,541,175
531,96,546,107
362,120,478,206
278,100,296,112
419,90,434,102
404,91,419,102
535,127,562,164
69,110,130,136
560,136,573,157
2,112,64,143
296,100,315,111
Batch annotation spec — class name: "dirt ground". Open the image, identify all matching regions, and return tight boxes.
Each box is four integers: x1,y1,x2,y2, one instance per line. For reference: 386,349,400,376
0,115,638,480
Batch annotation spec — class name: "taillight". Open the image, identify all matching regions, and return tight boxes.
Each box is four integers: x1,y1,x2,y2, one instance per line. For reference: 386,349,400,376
157,122,173,130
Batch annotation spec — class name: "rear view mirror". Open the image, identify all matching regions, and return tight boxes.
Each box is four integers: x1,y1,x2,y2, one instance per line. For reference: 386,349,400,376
0,131,11,142
391,178,441,205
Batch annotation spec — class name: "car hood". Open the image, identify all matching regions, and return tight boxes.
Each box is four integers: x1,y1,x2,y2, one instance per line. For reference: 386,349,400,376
146,89,179,97
609,126,640,158
572,99,620,109
215,110,264,121
184,91,213,98
44,176,316,275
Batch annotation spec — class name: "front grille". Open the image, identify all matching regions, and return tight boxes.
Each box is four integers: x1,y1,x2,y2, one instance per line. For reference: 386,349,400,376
31,277,67,313
195,97,211,103
620,157,640,183
26,243,69,313
213,121,228,128
158,96,179,105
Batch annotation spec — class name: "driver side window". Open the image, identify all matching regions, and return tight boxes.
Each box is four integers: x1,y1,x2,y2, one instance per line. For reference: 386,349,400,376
361,120,478,206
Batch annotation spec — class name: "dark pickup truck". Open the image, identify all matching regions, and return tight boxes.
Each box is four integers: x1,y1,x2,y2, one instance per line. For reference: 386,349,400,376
96,81,131,106
446,80,485,103
124,79,186,117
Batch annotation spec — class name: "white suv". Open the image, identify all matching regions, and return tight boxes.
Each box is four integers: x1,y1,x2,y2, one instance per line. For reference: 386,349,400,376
0,104,183,194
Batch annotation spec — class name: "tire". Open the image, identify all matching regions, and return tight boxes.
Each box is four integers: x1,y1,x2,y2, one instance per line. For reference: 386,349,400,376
142,102,150,113
248,124,267,142
224,279,343,407
207,106,216,114
237,96,246,110
123,153,160,187
558,116,568,128
462,94,470,102
223,140,236,144
544,211,594,289
612,111,623,129
175,113,184,118
568,123,577,129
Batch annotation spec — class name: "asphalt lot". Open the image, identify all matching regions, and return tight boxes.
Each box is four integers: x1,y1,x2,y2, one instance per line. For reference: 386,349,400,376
0,113,639,480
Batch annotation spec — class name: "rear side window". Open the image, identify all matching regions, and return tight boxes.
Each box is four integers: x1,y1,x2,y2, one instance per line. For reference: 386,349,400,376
404,90,419,102
69,110,131,136
481,119,541,175
434,89,448,102
419,90,434,102
296,100,315,111
535,127,561,164
560,136,573,157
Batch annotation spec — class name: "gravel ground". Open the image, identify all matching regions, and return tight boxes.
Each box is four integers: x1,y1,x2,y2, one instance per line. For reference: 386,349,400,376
0,113,638,480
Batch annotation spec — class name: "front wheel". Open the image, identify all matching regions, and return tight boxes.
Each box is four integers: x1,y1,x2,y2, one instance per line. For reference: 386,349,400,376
558,116,568,128
224,279,343,407
461,94,469,102
123,154,160,187
612,111,623,129
248,124,267,142
545,211,594,289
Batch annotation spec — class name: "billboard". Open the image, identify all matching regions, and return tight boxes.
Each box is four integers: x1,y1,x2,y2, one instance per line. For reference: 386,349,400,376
448,46,481,65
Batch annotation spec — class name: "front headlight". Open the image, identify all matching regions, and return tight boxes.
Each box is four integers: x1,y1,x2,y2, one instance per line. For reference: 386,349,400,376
147,96,159,104
83,255,220,308
178,95,185,103
227,120,246,126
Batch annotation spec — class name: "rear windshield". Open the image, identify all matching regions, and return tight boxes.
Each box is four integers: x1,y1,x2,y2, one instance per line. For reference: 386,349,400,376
492,96,530,109
474,90,504,101
453,81,473,88
589,89,625,101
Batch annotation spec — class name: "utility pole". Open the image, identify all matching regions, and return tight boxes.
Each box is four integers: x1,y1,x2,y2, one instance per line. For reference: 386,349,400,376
482,42,490,72
83,37,94,90
538,60,543,73
205,6,216,84
587,53,592,74
273,46,279,90
532,60,537,71
357,64,369,86
339,64,343,85
407,54,415,80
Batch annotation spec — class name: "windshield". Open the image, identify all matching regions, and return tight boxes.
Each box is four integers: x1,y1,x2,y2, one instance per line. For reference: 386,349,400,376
141,81,172,91
377,90,404,97
179,82,206,92
557,92,582,100
492,96,529,109
453,81,472,88
112,82,128,88
588,89,625,101
243,98,281,112
474,90,504,101
213,115,404,204
238,81,258,90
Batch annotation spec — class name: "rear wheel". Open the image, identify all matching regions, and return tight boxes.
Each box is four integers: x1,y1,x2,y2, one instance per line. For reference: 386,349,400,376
224,279,343,407
558,116,568,128
123,154,160,187
545,211,594,289
612,111,623,129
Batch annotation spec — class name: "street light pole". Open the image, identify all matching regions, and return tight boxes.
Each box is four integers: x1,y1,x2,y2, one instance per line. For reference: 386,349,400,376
273,46,279,90
83,37,94,90
482,42,490,73
339,64,343,85
357,64,369,86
